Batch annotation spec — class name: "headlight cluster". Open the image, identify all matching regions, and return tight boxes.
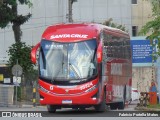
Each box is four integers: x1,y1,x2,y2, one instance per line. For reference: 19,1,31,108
39,85,49,93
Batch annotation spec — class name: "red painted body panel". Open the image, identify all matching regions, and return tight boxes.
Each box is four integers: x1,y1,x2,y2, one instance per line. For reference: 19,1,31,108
39,91,99,105
39,78,100,105
31,42,40,64
41,23,101,42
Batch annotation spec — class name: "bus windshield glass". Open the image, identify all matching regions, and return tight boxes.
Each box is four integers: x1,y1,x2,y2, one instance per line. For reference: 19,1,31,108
39,39,97,81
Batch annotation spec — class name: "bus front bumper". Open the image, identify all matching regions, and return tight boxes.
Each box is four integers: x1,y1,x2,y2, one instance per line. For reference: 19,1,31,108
39,88,100,105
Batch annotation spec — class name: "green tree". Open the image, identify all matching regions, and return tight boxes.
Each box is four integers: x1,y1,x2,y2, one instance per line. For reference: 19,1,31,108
102,18,128,32
0,0,32,43
7,42,37,101
149,0,160,16
7,42,34,73
140,0,160,56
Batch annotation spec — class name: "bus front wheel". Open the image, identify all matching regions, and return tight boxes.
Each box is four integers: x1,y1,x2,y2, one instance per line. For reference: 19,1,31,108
47,105,56,113
110,103,117,110
117,102,125,109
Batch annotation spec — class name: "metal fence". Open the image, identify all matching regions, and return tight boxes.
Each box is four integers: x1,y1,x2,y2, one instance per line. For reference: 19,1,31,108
0,85,14,107
18,80,39,106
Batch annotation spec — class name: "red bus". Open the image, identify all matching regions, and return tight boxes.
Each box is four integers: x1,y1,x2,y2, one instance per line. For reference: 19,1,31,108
31,23,132,112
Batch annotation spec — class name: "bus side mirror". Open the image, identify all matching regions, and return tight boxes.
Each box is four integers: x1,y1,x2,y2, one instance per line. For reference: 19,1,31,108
97,42,102,63
31,42,40,64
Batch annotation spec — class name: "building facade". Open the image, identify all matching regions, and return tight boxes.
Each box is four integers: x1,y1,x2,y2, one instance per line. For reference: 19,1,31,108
73,0,132,34
0,0,133,64
131,0,152,36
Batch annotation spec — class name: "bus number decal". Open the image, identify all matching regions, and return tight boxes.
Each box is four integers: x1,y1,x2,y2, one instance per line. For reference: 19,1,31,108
80,82,93,90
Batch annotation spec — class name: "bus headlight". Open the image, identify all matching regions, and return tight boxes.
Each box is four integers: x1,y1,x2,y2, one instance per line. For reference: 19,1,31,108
85,84,98,93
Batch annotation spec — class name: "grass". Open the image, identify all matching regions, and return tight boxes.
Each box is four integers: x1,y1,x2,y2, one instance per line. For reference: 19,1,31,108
147,104,160,109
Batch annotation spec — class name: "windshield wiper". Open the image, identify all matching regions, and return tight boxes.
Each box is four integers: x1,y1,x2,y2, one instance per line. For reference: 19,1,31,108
69,63,81,79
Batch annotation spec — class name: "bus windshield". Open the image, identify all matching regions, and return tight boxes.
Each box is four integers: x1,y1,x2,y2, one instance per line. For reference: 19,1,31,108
39,39,97,82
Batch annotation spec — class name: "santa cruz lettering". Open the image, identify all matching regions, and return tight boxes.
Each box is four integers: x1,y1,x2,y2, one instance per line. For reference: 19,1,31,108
50,34,88,39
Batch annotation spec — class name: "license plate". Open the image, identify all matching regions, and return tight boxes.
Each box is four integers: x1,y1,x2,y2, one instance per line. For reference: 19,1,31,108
62,100,72,104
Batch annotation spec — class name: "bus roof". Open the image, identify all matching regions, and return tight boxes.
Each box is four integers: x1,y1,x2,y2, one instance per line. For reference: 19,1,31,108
41,23,129,42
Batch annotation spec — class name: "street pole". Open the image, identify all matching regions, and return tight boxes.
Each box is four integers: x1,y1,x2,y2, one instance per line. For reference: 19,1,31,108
156,57,160,103
16,59,18,107
12,60,23,107
68,0,73,23
16,71,18,107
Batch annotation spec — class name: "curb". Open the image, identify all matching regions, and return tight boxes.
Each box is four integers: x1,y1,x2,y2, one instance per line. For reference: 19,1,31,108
0,104,46,108
135,106,160,111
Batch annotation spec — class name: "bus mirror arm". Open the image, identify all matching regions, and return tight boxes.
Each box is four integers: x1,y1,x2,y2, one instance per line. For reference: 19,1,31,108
31,42,40,64
97,42,102,63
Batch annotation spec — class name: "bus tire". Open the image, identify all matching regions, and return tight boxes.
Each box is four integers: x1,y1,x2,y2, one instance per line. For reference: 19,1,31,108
47,105,56,113
79,107,85,111
110,103,117,110
117,102,125,109
94,91,106,112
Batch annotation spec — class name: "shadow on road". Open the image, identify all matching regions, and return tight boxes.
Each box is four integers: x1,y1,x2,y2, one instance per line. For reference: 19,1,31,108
42,108,124,117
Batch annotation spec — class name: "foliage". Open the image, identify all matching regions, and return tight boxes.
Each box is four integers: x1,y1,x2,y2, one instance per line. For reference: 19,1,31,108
102,18,128,32
140,0,160,56
25,69,38,85
0,0,32,42
7,42,35,73
7,42,38,102
14,86,21,101
148,104,160,109
147,0,160,16
0,0,32,28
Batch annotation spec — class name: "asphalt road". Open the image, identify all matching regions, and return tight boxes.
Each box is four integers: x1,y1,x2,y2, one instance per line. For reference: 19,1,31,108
0,100,138,117
0,100,159,120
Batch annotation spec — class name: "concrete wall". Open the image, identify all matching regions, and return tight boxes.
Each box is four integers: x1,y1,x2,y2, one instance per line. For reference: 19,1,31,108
132,67,156,92
73,0,132,34
132,0,152,34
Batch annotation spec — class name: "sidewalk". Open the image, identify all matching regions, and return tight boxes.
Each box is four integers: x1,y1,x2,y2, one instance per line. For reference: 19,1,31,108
0,104,46,111
135,106,160,111
0,101,43,110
